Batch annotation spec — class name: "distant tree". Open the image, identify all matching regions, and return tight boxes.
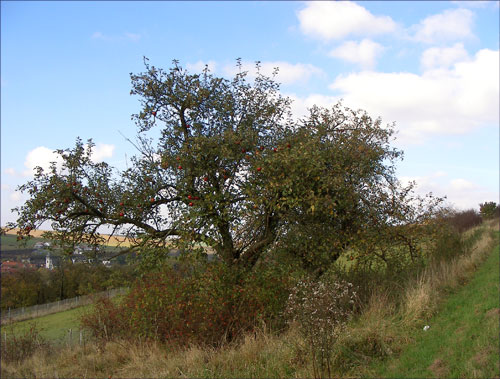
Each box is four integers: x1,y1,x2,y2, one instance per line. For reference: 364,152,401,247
480,201,499,219
9,58,443,274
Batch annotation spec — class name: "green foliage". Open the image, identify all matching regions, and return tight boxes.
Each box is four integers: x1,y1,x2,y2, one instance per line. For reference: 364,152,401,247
9,58,443,274
480,201,499,219
1,263,135,310
429,226,467,263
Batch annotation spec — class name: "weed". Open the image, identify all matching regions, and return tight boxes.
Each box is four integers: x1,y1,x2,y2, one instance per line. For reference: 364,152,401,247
284,276,357,378
1,322,51,363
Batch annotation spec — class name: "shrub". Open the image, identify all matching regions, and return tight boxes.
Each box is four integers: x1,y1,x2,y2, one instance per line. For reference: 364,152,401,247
443,209,483,233
429,226,467,263
82,259,294,347
0,323,50,363
284,276,357,378
80,296,127,342
480,202,500,219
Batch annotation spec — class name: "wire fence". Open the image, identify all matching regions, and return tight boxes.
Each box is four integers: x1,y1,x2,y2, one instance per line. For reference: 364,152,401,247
1,287,128,324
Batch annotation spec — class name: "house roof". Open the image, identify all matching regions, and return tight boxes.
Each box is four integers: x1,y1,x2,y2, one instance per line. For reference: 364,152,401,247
1,261,36,272
1,261,24,267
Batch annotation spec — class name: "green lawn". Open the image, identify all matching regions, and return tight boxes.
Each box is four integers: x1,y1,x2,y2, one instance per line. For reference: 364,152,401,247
3,292,128,344
369,239,500,378
3,304,91,342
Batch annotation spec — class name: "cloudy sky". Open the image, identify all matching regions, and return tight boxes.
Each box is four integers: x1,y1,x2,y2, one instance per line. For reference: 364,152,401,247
1,1,499,226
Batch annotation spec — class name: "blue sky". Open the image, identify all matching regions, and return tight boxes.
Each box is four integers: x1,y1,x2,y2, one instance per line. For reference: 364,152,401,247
1,1,499,226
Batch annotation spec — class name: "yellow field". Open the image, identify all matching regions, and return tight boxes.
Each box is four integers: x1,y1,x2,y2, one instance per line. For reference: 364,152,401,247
3,228,133,247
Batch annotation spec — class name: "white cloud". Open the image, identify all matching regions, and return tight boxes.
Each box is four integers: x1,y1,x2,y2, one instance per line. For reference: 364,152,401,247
222,61,324,85
329,39,385,69
399,174,498,210
4,168,16,176
186,60,218,73
22,146,64,176
124,32,141,42
9,191,21,202
21,144,114,176
91,31,106,40
287,93,340,120
297,1,397,41
328,48,499,144
450,178,478,191
88,143,115,163
411,8,475,44
420,43,469,70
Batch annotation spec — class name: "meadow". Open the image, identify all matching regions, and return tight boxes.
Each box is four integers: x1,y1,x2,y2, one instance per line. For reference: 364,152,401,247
1,220,498,378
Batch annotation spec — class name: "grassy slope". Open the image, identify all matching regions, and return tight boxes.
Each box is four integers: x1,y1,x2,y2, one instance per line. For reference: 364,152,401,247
369,239,499,378
3,305,90,342
1,228,498,378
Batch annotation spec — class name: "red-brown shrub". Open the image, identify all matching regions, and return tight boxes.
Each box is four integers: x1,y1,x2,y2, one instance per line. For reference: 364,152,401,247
80,296,127,342
81,259,293,347
443,208,482,233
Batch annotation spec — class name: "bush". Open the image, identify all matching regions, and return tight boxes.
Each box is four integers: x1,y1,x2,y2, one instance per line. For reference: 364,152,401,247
443,209,483,233
80,296,127,342
0,323,50,363
81,259,294,347
429,225,468,263
480,202,500,219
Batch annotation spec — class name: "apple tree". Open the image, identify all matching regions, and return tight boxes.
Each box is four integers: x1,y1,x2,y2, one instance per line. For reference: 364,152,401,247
10,58,442,274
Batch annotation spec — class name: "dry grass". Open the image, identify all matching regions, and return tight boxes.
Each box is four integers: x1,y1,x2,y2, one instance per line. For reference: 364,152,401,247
333,221,498,377
1,327,303,379
401,222,496,327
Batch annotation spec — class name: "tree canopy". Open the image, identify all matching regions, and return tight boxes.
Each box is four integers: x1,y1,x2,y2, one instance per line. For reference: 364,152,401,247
10,58,443,273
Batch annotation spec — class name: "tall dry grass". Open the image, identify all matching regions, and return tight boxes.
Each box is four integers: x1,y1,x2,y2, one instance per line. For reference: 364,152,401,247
1,327,304,379
329,221,498,377
401,222,496,325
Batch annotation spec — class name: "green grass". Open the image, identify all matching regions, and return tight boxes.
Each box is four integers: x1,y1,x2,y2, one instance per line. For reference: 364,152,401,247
368,237,500,378
0,234,47,251
2,304,90,342
3,292,127,343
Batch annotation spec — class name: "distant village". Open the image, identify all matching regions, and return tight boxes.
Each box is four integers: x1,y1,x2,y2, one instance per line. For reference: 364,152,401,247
1,242,115,274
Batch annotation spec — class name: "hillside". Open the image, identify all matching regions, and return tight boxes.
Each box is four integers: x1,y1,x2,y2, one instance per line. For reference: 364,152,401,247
1,223,498,378
368,238,499,378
